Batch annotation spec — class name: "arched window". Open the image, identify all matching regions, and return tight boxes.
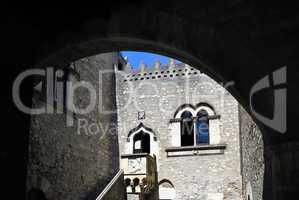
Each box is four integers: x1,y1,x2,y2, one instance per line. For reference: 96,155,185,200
196,110,209,144
171,103,219,147
180,111,194,146
126,123,158,159
133,130,150,154
159,179,176,200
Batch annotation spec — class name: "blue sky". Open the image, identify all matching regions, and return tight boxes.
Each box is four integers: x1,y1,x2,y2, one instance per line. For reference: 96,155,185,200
121,51,180,69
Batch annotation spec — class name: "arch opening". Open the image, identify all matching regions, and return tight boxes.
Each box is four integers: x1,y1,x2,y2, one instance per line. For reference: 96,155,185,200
133,130,150,154
29,48,265,200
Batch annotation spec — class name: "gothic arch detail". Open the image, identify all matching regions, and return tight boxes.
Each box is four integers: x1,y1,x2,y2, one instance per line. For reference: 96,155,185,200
127,123,157,140
125,123,159,160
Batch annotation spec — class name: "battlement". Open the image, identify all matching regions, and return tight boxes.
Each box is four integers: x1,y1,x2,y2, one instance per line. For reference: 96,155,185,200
121,58,202,82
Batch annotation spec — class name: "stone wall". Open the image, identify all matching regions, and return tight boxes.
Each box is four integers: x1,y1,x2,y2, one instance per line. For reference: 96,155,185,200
100,172,125,200
27,53,120,200
239,106,264,200
116,62,243,200
264,142,299,200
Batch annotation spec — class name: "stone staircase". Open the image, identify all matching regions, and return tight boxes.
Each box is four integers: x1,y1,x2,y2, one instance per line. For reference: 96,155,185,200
95,169,125,200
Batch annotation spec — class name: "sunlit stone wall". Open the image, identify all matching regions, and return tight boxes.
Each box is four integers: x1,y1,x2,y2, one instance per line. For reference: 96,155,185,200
116,60,244,200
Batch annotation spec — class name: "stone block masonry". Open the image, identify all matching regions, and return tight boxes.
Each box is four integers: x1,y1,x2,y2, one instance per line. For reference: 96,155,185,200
27,53,121,200
116,59,248,200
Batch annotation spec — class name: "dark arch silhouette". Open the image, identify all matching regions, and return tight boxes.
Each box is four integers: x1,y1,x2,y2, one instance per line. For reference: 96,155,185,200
158,179,175,188
124,178,131,187
128,123,156,138
133,178,140,186
173,104,195,117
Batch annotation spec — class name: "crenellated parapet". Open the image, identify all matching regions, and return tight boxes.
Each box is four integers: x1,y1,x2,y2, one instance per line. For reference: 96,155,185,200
120,58,202,82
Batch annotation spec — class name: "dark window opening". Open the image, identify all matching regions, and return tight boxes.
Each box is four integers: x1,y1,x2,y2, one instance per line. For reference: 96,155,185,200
180,111,194,146
133,178,140,186
133,131,150,154
125,178,131,187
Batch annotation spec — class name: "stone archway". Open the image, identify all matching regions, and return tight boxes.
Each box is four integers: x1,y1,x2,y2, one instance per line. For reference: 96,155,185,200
25,31,288,200
5,3,299,200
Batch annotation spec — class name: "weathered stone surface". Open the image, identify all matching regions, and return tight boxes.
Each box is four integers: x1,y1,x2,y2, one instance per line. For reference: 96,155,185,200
27,53,120,200
116,63,243,200
264,142,299,200
239,106,264,200
100,172,125,200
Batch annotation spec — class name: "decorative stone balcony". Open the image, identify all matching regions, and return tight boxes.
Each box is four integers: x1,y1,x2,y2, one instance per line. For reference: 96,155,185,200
121,153,157,194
